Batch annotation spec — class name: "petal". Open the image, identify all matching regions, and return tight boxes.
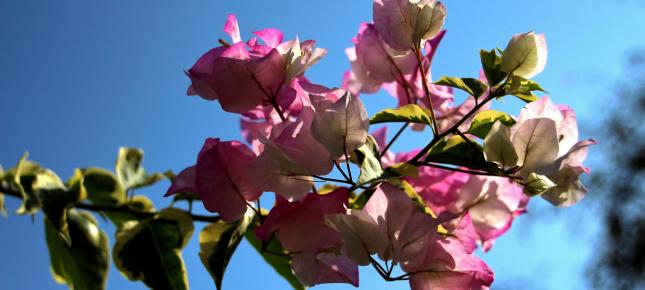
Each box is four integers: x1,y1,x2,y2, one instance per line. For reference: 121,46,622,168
253,28,284,48
224,14,242,43
484,121,519,169
500,32,547,79
355,24,416,83
407,239,494,290
512,118,560,177
164,166,197,196
256,188,349,252
292,252,359,287
194,139,257,221
311,91,370,159
373,0,415,51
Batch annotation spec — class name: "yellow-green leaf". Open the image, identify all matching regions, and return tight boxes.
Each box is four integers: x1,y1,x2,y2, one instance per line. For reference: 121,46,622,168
45,210,109,290
83,167,126,206
352,136,384,186
370,104,433,125
435,76,488,98
480,49,506,86
245,220,305,290
199,209,254,290
8,152,44,214
467,110,516,139
426,135,493,171
113,208,194,290
116,147,167,190
38,169,84,245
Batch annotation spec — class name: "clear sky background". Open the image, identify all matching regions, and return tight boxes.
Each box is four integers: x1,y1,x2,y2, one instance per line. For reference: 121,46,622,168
1,0,643,289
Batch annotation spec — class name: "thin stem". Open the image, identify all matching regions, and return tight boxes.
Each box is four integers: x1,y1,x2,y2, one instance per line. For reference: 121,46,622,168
380,122,409,159
334,161,350,182
454,129,482,153
413,44,439,135
344,152,353,181
419,162,499,177
311,175,354,185
369,256,390,281
408,93,495,163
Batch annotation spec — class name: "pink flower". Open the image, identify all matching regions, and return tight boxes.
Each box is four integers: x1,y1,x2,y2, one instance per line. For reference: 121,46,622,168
255,188,359,287
327,183,493,289
408,166,528,252
373,0,447,51
310,89,370,160
407,238,494,290
484,96,596,206
251,107,333,200
165,138,261,221
186,14,325,115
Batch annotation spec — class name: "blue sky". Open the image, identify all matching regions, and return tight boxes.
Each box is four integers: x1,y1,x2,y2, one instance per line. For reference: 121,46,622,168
1,0,643,289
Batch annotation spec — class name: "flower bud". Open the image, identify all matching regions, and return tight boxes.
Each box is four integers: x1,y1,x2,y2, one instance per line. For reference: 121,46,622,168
500,32,547,79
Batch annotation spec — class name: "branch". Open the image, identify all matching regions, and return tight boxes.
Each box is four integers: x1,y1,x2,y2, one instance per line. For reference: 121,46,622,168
413,44,440,135
380,122,409,159
0,182,220,223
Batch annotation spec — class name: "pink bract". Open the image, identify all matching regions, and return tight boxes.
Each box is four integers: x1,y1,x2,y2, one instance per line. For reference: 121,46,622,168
165,138,261,222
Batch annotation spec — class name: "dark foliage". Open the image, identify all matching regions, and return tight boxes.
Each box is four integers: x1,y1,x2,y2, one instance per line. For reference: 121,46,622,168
588,52,645,290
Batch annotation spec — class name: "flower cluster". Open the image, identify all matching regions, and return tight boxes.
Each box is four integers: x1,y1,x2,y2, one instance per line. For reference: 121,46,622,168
166,1,595,289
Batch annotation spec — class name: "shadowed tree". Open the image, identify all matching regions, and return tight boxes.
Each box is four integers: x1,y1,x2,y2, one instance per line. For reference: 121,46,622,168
587,51,645,290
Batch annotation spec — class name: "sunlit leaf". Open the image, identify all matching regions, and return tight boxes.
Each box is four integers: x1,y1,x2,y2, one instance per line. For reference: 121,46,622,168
7,152,43,214
245,220,305,290
483,121,519,170
434,76,488,98
480,49,506,86
199,208,254,290
467,110,516,139
370,104,433,125
115,147,168,190
523,172,556,196
45,209,109,290
38,169,84,244
425,135,493,171
113,208,194,290
507,75,547,103
83,168,126,205
352,136,384,185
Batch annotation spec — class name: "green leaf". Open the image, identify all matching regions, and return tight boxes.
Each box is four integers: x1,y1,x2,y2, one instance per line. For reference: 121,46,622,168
115,147,167,190
467,110,517,139
8,152,44,214
199,209,254,290
523,172,556,196
108,195,157,227
384,162,419,179
113,208,194,290
506,75,547,103
435,76,488,98
370,104,433,125
483,121,519,170
480,49,506,86
245,221,305,290
83,168,126,206
425,135,494,171
45,209,109,290
349,187,376,210
352,135,384,186
38,169,84,245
